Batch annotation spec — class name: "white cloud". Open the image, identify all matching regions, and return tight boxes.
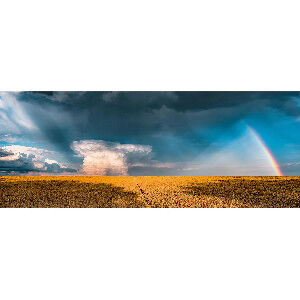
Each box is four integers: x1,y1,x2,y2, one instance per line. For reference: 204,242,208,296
45,158,59,165
72,140,152,175
0,144,76,174
0,152,19,161
2,145,53,161
285,162,300,166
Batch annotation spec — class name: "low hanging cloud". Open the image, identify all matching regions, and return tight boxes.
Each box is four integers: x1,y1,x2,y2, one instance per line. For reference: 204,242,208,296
0,145,77,175
72,140,152,175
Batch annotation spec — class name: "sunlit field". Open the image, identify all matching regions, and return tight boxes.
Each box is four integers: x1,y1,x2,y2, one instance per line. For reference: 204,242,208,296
0,176,299,208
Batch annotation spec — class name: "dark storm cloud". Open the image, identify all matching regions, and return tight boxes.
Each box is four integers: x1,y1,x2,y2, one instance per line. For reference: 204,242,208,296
0,149,12,157
19,92,181,148
27,91,300,125
31,91,300,110
16,91,300,161
171,92,300,113
44,162,76,174
0,154,36,174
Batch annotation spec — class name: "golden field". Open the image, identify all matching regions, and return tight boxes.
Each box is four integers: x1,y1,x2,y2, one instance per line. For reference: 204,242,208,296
0,176,299,208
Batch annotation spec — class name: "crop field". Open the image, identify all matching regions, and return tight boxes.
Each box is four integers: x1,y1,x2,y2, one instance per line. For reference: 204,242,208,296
0,176,299,208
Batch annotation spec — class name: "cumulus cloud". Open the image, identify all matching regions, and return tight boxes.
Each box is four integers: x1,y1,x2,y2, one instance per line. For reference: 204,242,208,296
2,145,53,160
72,140,152,175
0,145,76,175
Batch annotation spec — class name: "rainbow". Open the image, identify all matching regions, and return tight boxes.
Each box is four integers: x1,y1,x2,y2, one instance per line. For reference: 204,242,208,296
247,126,283,176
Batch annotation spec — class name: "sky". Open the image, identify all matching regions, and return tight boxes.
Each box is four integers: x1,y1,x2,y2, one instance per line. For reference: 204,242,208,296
0,91,299,176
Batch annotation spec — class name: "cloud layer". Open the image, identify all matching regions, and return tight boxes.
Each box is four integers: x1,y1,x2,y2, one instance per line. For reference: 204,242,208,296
0,91,299,175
